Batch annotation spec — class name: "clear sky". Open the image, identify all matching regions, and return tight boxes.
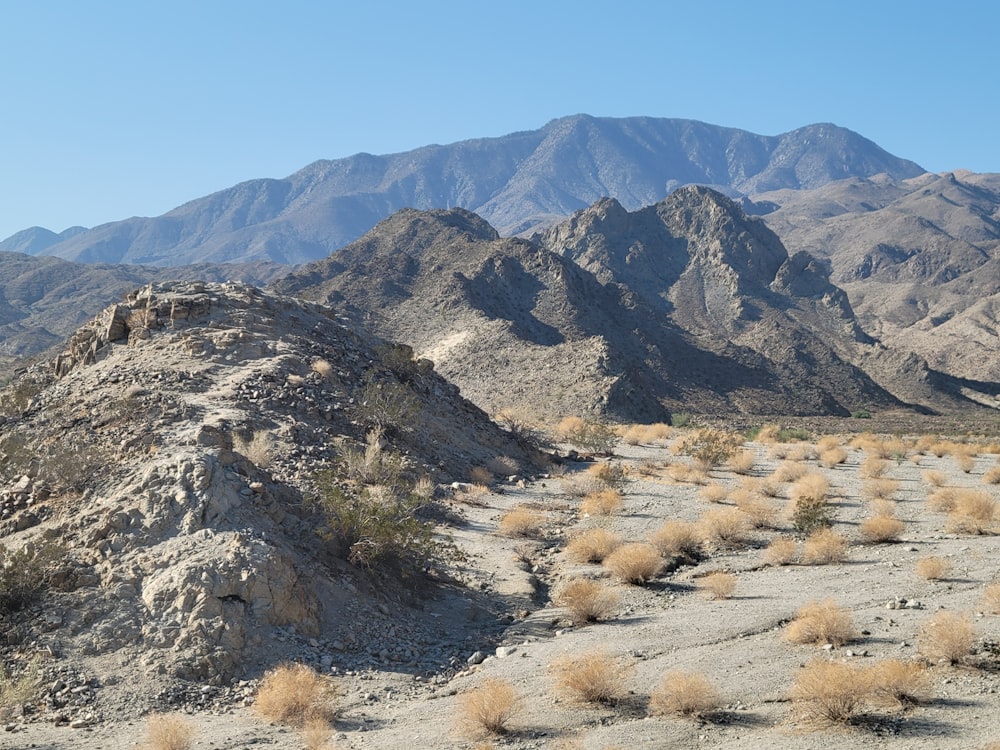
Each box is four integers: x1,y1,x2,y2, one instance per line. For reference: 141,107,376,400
1,0,997,241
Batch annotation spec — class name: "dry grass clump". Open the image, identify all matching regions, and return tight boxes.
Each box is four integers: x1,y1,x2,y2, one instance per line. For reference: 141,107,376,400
789,659,869,724
980,582,1000,614
915,556,951,581
696,571,736,600
649,670,722,718
859,457,890,479
983,466,1000,485
801,527,849,564
498,506,546,537
763,536,798,566
587,461,629,489
698,483,729,504
727,450,756,475
818,447,848,468
788,473,829,504
621,423,671,445
863,478,900,500
734,492,778,529
648,520,701,560
310,359,335,379
458,678,522,736
815,435,842,452
602,543,664,584
561,472,602,497
554,578,620,623
859,514,905,544
468,466,494,486
866,659,933,707
697,507,750,549
923,469,947,487
254,663,336,726
772,461,808,483
917,611,976,664
926,487,957,512
552,650,628,704
565,528,623,563
756,476,783,498
784,599,858,647
946,489,997,534
579,488,624,517
302,717,339,750
666,463,709,485
955,453,976,473
144,713,194,750
234,429,276,469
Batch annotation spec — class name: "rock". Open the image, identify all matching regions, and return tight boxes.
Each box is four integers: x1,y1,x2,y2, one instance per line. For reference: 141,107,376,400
495,646,517,658
467,651,486,665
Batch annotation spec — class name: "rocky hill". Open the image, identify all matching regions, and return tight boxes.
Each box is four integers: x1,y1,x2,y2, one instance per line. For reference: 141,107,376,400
4,116,924,266
0,282,539,714
272,187,975,421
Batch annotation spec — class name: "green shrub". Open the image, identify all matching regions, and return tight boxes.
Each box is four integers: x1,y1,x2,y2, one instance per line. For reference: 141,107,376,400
670,413,692,428
678,429,744,470
791,496,833,533
851,409,872,420
0,544,62,617
353,374,419,434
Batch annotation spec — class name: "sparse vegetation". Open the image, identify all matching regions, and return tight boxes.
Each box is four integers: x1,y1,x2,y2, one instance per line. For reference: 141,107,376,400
144,712,195,750
0,543,63,617
565,528,623,563
554,578,620,623
254,663,336,726
580,488,624,516
697,507,749,549
790,659,870,724
649,670,722,719
915,556,951,581
859,514,905,544
498,505,546,538
784,599,857,646
918,611,976,665
0,656,41,715
555,417,618,455
552,650,627,704
696,571,736,600
801,527,849,565
946,489,996,534
866,659,933,707
981,582,1000,614
763,536,798,566
677,428,744,470
586,461,629,489
648,520,701,560
602,543,664,584
458,679,521,736
233,429,276,469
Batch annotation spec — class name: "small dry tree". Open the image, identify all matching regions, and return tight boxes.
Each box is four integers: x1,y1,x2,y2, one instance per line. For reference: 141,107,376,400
554,578,620,624
649,670,722,719
144,712,195,750
458,678,522,737
602,543,664,585
552,650,628,705
784,599,858,647
254,663,336,727
790,659,871,724
696,571,737,600
565,528,623,563
917,611,976,665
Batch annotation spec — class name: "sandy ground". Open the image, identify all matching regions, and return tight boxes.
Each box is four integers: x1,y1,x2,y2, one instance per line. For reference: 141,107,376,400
6,431,1000,750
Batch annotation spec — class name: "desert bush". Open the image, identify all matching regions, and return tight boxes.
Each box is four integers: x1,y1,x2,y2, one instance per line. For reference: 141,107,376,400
458,678,521,736
554,578,620,623
302,717,338,750
552,650,627,704
0,656,40,714
772,461,808,483
790,659,870,724
783,444,816,462
587,461,629,489
498,506,546,538
696,572,736,600
727,450,756,475
866,659,933,707
468,466,494,486
144,712,194,750
254,663,336,726
946,489,997,534
556,417,617,455
801,527,849,565
923,469,947,487
338,428,408,488
915,556,951,581
670,412,692,428
858,514,905,544
698,483,729,504
815,435,842,452
756,476,783,498
753,423,782,443
233,429,275,469
0,543,63,616
818,447,848,468
926,487,957,512
788,495,833,534
784,599,857,646
622,423,671,446
565,528,623,563
983,466,1000,485
697,507,749,549
666,463,709,485
762,536,798,566
859,457,890,479
869,498,897,518
917,611,976,664
353,374,419,434
649,670,722,718
561,472,602,497
579,488,624,517
734,492,778,529
981,582,1000,614
621,425,646,446
602,543,664,585
648,520,701,560
310,359,335,380
956,454,976,473
863,478,900,501
677,428,744,470
789,473,829,503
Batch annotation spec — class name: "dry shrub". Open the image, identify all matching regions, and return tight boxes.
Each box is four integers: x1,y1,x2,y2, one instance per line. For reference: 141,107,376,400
454,482,490,506
926,487,957,512
561,473,602,498
929,441,952,458
587,461,628,489
645,422,672,442
469,466,494,486
498,506,546,537
772,461,808,483
946,489,997,534
311,359,334,379
698,483,729,504
983,466,1000,485
302,718,338,750
677,428,744,470
458,679,521,736
915,556,951,581
144,712,194,750
819,447,848,468
554,578,620,623
755,423,782,443
869,498,897,517
980,582,1000,614
917,611,976,664
621,423,672,446
698,507,749,549
790,660,870,724
565,528,623,563
757,476,783,498
801,527,849,565
649,520,701,559
859,457,890,479
789,473,829,504
621,424,646,446
667,463,709,485
859,514,905,544
234,429,276,469
254,663,336,726
734,492,778,529
956,454,976,473
580,488,624,517
866,659,933,707
649,670,722,718
552,650,627,704
763,536,798,566
784,444,815,462
923,469,947,487
727,450,756,475
602,543,664,585
816,435,842,453
864,478,900,500
785,599,857,646
696,572,736,600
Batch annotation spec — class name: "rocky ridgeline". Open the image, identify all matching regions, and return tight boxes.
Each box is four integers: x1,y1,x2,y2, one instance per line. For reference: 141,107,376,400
0,281,534,726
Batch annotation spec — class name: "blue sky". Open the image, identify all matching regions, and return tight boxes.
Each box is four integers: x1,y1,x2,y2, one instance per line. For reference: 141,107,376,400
1,1,997,241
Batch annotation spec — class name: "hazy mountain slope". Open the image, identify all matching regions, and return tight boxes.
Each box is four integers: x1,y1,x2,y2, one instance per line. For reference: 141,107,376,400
8,115,924,266
760,171,1000,380
0,225,87,255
